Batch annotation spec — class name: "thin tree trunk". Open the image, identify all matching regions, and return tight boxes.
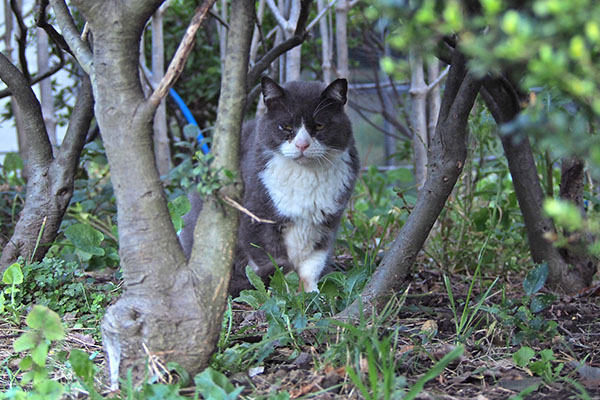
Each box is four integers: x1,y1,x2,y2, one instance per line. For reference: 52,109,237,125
557,158,597,285
339,52,481,319
335,0,349,79
409,49,428,190
427,57,441,143
4,0,28,177
317,0,332,83
0,55,94,271
479,78,589,293
151,9,171,178
37,28,57,148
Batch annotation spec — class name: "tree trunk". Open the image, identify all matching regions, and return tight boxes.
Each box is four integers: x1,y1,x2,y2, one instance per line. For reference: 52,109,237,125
427,57,441,143
409,49,428,190
339,52,481,319
37,28,57,148
0,54,94,271
151,9,171,178
479,78,592,293
61,0,250,387
335,0,349,79
557,158,597,285
317,0,333,83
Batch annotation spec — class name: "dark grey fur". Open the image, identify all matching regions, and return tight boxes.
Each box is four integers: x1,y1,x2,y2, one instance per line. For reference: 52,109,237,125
182,77,360,296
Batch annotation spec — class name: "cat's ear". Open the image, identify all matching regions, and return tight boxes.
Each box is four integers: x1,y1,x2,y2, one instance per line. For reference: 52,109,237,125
321,78,348,105
261,76,286,109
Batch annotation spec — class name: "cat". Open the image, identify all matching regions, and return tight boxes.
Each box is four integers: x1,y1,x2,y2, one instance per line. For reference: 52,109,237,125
181,76,360,296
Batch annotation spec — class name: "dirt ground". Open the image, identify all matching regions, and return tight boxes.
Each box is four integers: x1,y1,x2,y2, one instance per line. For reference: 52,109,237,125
2,266,600,399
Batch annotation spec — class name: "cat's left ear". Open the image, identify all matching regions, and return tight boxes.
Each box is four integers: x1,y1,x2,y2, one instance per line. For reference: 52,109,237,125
321,78,348,105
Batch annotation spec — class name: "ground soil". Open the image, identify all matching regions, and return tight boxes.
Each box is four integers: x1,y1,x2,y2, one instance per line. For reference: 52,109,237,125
2,262,600,399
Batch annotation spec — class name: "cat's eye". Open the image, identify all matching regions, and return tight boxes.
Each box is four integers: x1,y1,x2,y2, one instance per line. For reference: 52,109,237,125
278,124,293,132
315,123,325,131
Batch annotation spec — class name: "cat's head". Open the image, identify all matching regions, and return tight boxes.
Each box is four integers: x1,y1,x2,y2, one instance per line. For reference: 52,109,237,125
258,76,353,164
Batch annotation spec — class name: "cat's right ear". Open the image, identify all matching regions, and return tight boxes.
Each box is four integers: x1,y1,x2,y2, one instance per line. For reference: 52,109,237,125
261,76,286,109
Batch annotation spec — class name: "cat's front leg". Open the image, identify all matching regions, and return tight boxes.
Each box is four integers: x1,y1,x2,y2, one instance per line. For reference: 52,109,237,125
297,249,328,292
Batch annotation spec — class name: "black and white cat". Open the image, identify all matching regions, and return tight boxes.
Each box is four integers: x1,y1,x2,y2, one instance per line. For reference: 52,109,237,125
182,77,359,295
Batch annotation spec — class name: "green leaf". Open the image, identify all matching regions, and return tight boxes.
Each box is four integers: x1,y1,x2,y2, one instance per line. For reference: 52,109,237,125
33,379,65,400
530,293,555,313
523,264,548,296
194,368,243,400
26,305,65,341
141,383,184,400
64,224,105,256
245,265,267,297
70,349,95,384
13,331,40,352
168,195,191,232
30,341,50,366
514,346,535,367
2,262,23,285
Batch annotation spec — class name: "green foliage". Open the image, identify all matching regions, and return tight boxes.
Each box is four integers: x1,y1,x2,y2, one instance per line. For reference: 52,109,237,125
513,347,564,383
0,153,25,244
194,368,244,400
484,264,558,345
0,258,119,330
2,306,66,400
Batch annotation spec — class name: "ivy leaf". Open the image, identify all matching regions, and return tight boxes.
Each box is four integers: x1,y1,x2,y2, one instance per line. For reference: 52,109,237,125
64,224,105,256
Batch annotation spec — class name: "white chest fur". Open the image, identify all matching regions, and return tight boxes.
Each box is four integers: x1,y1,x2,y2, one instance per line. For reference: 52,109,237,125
259,149,353,290
259,149,353,225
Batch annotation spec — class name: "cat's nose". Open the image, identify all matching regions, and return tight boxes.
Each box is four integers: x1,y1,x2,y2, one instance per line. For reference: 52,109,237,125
295,139,310,152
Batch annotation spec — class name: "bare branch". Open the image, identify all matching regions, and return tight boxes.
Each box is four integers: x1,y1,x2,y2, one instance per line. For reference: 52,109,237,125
10,0,30,81
348,100,409,140
246,33,307,88
306,0,337,32
148,0,216,108
266,0,289,31
426,64,450,92
0,51,53,167
0,58,64,99
209,10,229,29
56,74,94,173
48,0,93,74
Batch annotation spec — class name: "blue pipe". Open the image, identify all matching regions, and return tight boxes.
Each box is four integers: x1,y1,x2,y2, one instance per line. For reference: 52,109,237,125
169,88,210,155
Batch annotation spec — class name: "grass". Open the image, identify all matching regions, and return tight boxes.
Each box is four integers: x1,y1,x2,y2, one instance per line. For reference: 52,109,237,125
1,126,599,399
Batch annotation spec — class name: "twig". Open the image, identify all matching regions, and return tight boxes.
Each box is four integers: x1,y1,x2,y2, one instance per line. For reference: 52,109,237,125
48,0,93,74
148,0,216,108
306,0,337,31
209,10,229,29
426,65,450,92
221,195,275,224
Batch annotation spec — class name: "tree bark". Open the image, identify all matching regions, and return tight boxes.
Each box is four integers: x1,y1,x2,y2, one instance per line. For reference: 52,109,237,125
409,49,428,190
335,0,349,79
37,28,57,148
317,0,333,83
557,158,597,286
0,52,94,271
479,77,592,293
56,0,251,387
151,9,171,178
339,52,481,319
